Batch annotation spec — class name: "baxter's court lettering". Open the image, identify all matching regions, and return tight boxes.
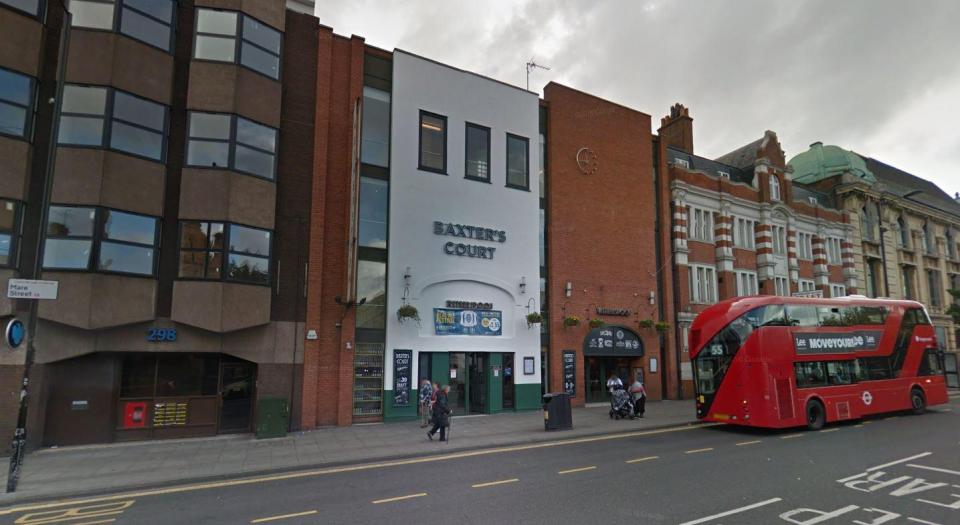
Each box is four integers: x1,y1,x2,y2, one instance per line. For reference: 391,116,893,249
433,221,506,260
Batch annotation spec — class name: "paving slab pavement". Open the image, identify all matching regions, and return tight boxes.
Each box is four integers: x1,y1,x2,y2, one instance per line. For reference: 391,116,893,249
0,400,695,504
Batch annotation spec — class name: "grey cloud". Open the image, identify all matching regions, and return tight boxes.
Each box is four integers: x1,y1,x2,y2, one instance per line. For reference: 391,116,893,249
318,0,960,194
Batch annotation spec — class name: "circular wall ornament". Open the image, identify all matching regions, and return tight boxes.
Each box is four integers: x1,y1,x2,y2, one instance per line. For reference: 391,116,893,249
576,147,599,175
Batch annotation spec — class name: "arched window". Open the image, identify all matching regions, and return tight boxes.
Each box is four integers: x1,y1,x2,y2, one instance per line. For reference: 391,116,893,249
898,216,909,248
769,175,781,201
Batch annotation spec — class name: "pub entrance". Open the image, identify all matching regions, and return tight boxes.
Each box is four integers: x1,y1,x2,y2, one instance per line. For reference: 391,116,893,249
582,325,645,404
448,352,488,414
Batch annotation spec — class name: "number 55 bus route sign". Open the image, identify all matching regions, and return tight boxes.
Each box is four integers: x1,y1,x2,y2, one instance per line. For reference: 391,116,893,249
6,279,59,300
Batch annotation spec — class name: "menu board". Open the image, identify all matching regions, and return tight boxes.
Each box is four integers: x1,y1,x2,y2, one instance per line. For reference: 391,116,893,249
153,402,188,427
434,308,502,336
583,326,644,357
393,349,412,407
562,351,576,395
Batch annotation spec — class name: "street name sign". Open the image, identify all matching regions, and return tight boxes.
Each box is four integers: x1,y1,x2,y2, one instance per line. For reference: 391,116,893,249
6,279,59,300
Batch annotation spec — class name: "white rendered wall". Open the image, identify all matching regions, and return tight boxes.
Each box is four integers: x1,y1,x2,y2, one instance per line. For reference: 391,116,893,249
385,50,541,387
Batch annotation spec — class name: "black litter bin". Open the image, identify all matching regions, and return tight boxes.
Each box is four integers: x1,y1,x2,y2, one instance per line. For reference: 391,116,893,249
542,392,573,431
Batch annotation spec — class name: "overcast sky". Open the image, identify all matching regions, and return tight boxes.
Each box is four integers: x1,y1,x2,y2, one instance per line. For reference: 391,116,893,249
317,0,960,197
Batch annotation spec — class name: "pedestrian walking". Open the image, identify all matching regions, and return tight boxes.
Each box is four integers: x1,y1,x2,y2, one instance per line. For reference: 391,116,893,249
418,379,434,428
606,372,623,410
427,385,452,442
629,375,646,418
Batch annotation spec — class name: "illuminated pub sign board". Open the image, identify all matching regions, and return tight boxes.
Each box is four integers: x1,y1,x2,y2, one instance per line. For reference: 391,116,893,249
583,326,644,357
434,308,502,336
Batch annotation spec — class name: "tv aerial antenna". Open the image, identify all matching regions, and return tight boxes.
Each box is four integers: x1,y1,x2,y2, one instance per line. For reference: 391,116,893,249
526,59,550,90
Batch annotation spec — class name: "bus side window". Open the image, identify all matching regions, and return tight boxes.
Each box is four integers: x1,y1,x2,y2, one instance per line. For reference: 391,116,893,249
858,356,893,380
795,362,827,388
817,307,844,326
786,305,818,327
826,361,854,385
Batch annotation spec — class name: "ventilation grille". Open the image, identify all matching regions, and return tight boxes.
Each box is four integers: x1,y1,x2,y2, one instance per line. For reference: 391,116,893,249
776,379,794,420
837,402,850,420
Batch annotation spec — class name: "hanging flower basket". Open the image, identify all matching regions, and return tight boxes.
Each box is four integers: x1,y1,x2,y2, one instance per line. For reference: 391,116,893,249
563,315,580,328
637,319,655,329
654,321,671,334
588,318,605,329
526,312,543,328
397,304,420,324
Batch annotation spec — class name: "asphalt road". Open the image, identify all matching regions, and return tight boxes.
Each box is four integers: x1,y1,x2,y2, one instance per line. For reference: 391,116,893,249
2,395,959,525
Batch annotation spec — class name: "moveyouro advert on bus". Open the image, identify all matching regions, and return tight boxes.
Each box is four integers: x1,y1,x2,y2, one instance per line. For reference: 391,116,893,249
793,331,883,354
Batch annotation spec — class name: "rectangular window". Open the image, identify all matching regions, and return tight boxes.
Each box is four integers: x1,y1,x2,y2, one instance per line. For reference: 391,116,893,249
70,1,176,52
734,270,758,296
688,207,714,242
772,225,787,255
418,110,446,173
786,305,819,327
927,269,943,308
194,8,281,79
356,259,386,329
186,112,277,179
774,276,789,296
98,209,157,275
0,199,20,267
797,232,813,260
43,205,159,275
464,122,490,182
689,265,717,304
1,0,42,17
59,84,168,161
178,221,271,285
830,283,846,297
506,133,529,190
858,356,893,381
358,177,388,248
903,267,916,300
0,67,35,139
360,86,390,168
918,348,943,376
795,361,827,388
799,279,816,292
674,158,689,169
826,237,842,264
733,217,755,249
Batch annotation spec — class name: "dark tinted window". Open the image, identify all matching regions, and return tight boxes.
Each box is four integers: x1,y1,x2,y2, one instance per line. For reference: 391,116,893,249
506,133,529,189
741,304,787,327
98,210,157,275
156,354,219,397
795,361,827,388
786,305,819,327
826,361,855,385
361,87,390,167
918,349,943,376
179,221,224,279
1,0,41,16
0,199,18,267
465,123,490,181
0,67,33,138
43,206,95,270
44,206,159,275
119,0,175,51
187,112,277,179
358,177,388,248
419,111,446,172
120,354,156,397
858,357,893,380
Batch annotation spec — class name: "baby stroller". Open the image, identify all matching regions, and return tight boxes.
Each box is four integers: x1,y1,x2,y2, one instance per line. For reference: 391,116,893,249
609,385,635,420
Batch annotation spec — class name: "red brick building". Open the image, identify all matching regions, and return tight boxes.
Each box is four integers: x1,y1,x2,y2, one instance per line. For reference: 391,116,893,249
657,104,856,397
543,83,676,404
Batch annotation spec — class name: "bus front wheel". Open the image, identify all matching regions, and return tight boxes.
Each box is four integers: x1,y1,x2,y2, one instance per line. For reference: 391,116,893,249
805,400,825,431
910,388,926,415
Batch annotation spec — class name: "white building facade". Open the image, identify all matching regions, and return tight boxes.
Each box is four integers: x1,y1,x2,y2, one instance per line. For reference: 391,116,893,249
382,51,542,418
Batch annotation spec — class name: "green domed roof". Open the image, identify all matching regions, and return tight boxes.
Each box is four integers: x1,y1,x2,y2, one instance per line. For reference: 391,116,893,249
788,142,876,184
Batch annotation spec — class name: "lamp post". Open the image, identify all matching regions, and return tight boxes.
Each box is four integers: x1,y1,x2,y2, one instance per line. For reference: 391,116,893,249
877,189,923,297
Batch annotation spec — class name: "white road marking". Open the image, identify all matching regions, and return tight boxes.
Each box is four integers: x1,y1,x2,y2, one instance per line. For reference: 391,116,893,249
907,464,960,477
866,452,933,472
678,497,783,525
558,466,596,475
907,517,942,525
471,478,518,488
625,456,659,464
372,493,427,504
736,440,762,446
251,510,318,523
685,448,714,454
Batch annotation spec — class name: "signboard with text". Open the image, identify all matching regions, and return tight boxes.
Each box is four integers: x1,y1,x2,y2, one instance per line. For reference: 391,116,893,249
563,351,576,395
434,308,502,336
393,349,412,407
7,279,59,300
583,326,644,357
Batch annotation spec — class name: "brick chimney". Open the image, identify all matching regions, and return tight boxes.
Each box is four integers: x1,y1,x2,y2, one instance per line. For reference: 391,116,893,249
659,103,694,153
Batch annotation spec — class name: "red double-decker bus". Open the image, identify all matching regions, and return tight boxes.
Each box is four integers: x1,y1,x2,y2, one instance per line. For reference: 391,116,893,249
690,295,949,430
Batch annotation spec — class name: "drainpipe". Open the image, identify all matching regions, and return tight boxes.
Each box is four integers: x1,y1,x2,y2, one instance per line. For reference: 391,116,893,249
651,140,672,399
7,8,71,493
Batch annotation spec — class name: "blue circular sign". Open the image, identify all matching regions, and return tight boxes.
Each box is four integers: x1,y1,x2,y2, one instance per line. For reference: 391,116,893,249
5,319,25,349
